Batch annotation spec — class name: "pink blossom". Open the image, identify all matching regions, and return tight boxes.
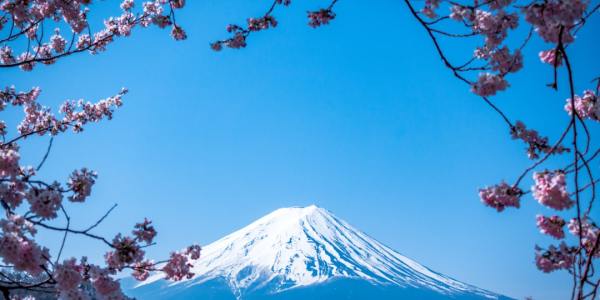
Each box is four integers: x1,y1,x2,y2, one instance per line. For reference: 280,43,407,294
247,16,277,32
171,25,187,41
26,185,63,220
536,215,566,239
67,168,97,202
120,0,134,11
162,252,194,281
35,44,55,65
488,0,513,10
479,182,522,212
76,34,92,50
535,242,576,272
420,0,440,19
132,260,154,281
565,90,600,121
18,101,62,136
449,5,473,22
307,9,336,28
472,10,518,48
0,46,15,64
17,52,35,71
59,88,127,132
210,42,223,51
0,214,36,236
59,288,91,300
0,233,49,276
490,47,522,74
539,49,562,66
55,258,83,291
0,146,21,178
171,0,186,9
0,180,27,210
186,244,201,260
532,170,574,210
568,218,600,257
510,121,568,159
89,266,124,297
524,0,587,44
105,234,145,270
471,73,508,97
132,218,157,244
226,32,247,49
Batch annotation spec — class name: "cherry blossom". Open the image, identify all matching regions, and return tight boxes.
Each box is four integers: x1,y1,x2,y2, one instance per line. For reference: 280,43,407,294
105,234,144,270
490,47,522,74
0,232,48,276
67,168,97,202
186,244,202,260
535,242,576,273
0,1,199,299
26,185,63,220
55,258,83,291
247,16,278,31
171,25,187,40
539,49,562,66
133,218,157,245
472,10,518,49
510,121,568,159
0,146,21,178
120,0,135,11
532,170,574,211
471,73,509,97
449,5,473,22
565,90,600,121
421,0,440,19
524,0,587,44
536,215,566,239
568,218,600,257
162,251,194,281
479,182,522,212
307,9,336,28
90,266,124,299
132,260,154,281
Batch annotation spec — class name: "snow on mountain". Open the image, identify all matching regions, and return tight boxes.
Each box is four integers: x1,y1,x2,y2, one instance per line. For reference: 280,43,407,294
134,205,504,299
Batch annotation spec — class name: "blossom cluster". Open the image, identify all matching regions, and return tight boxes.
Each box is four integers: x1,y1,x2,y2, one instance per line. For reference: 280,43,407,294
565,90,600,121
510,121,568,160
0,0,187,71
210,0,338,51
471,73,509,97
536,215,566,239
538,49,562,66
524,0,587,44
0,215,48,276
162,245,202,281
421,0,440,18
0,1,201,299
568,218,600,257
307,9,336,28
0,85,203,298
1,86,127,138
535,242,576,273
67,168,98,202
532,170,574,211
479,182,522,212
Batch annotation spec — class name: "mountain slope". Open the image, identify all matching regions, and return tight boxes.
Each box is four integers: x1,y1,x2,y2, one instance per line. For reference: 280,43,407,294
127,205,510,299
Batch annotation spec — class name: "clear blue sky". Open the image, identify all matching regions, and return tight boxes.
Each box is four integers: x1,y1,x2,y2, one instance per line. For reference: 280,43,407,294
4,1,599,299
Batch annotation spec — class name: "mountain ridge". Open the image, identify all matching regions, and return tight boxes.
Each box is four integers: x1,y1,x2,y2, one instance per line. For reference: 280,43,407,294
127,205,511,300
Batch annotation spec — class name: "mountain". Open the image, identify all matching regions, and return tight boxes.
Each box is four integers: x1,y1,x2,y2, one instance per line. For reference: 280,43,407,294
124,205,511,300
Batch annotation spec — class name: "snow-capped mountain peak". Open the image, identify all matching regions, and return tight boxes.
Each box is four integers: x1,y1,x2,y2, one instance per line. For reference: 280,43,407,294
137,205,502,299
